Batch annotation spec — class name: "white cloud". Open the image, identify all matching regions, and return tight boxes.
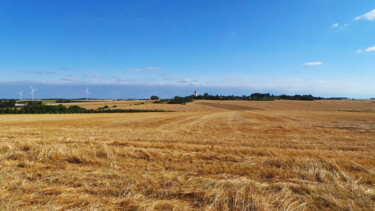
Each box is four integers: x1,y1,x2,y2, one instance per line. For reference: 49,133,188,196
357,45,375,53
304,62,323,66
60,77,78,81
333,23,339,27
365,45,375,52
126,67,160,72
355,9,375,21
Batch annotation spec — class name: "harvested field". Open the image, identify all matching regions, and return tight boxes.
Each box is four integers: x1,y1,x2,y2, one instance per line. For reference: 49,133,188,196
196,102,263,111
1,100,375,210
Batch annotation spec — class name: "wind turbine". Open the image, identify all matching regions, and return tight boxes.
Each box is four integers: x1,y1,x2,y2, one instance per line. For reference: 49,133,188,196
84,87,89,101
17,90,23,101
30,86,38,101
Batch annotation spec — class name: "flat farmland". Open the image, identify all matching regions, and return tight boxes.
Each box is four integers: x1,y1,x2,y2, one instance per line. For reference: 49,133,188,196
1,100,375,210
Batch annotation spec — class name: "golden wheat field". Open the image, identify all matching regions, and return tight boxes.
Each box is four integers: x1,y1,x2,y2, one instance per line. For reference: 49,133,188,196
1,100,375,210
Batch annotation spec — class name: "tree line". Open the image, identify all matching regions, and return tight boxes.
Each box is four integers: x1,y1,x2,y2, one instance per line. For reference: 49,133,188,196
0,99,16,107
0,104,166,114
151,93,341,104
0,100,43,108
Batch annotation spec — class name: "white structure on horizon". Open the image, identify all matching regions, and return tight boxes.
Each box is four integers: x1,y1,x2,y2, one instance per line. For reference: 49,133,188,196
15,103,27,107
194,90,198,97
84,87,90,100
30,86,38,101
17,90,23,101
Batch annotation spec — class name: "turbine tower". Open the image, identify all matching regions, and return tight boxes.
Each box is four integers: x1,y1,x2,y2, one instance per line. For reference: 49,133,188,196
17,90,23,101
30,86,38,101
84,87,89,101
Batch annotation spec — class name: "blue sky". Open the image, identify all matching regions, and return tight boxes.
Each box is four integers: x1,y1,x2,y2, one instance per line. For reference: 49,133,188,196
0,0,375,99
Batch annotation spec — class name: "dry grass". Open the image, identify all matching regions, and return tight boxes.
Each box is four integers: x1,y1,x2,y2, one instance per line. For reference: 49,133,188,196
1,100,375,210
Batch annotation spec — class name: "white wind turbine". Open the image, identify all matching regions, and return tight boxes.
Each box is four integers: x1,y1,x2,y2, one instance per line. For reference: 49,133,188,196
17,90,23,101
84,87,89,100
30,86,38,101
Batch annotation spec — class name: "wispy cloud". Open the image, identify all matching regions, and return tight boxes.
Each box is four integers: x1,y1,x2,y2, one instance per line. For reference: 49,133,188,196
177,79,194,83
355,9,375,21
57,67,70,71
304,62,323,66
356,49,363,54
161,73,179,81
20,71,56,75
318,80,333,85
1,76,374,99
160,73,203,86
60,77,79,81
91,74,100,78
145,67,160,71
117,78,135,82
126,67,160,72
333,23,339,27
125,68,143,72
275,78,302,87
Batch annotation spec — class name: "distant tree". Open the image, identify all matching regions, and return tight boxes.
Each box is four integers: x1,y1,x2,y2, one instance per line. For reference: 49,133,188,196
168,96,193,104
151,96,159,100
68,105,87,113
56,99,72,103
26,101,42,106
8,99,16,107
250,93,274,101
0,99,16,108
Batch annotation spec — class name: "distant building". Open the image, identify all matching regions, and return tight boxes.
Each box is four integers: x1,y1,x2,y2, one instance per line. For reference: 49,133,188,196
194,90,198,97
15,103,27,107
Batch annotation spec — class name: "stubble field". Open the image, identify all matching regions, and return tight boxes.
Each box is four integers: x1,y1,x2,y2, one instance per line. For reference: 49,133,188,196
1,100,375,210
